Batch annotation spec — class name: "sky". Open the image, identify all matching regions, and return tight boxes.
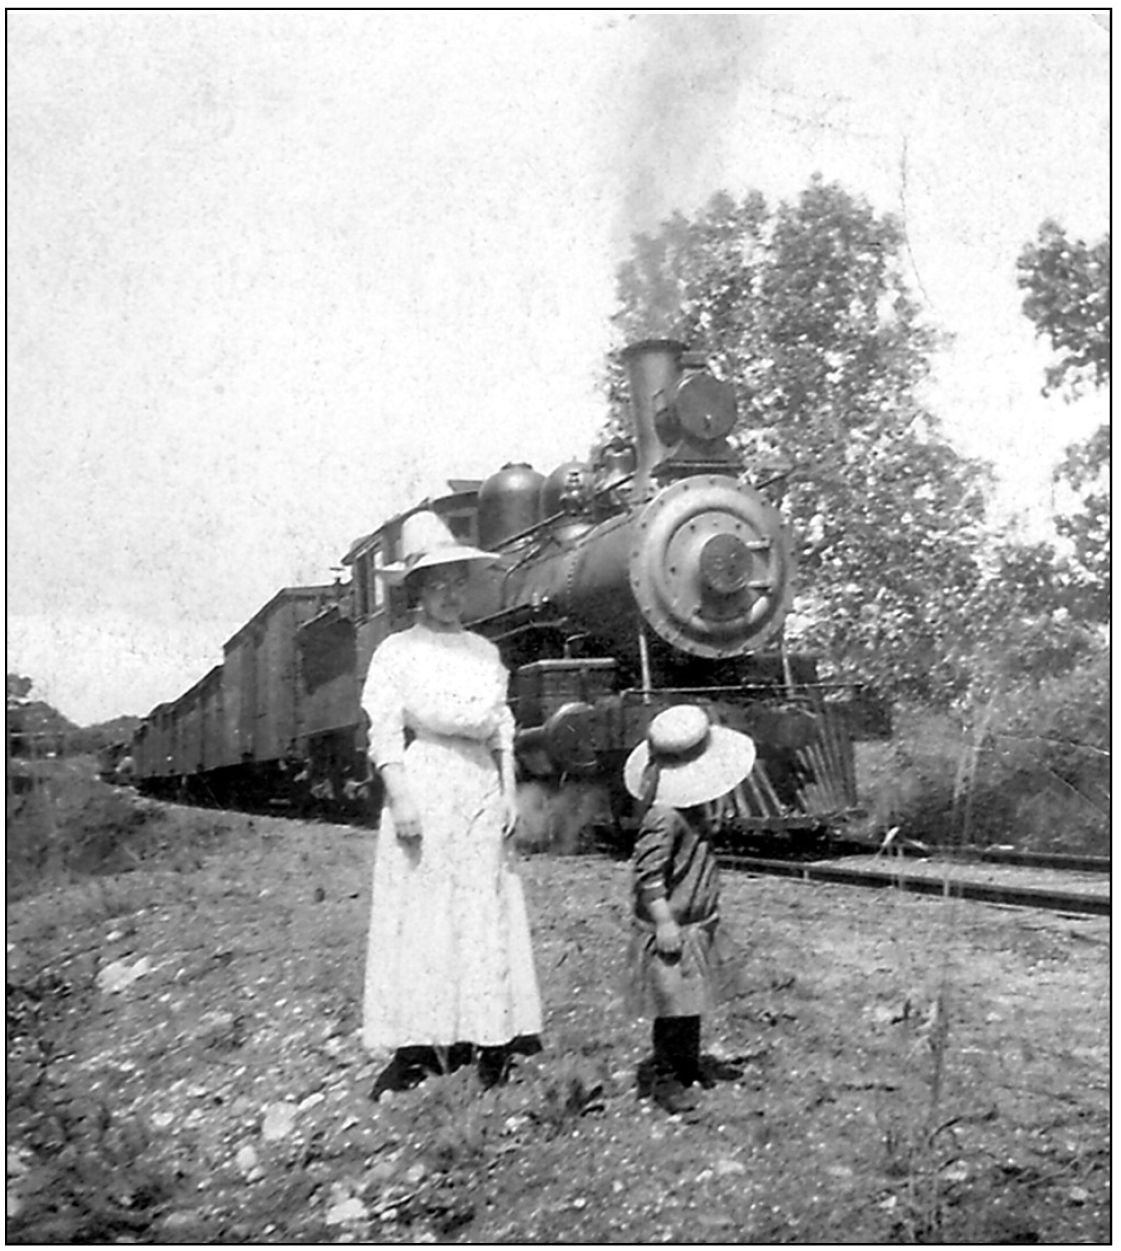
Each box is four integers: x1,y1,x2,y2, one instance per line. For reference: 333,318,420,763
7,11,1111,725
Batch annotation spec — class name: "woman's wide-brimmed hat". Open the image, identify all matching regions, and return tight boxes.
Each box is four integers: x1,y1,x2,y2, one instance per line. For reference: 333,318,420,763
373,509,495,586
624,704,756,808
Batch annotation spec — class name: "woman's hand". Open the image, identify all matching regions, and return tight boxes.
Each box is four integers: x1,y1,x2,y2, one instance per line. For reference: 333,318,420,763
391,794,422,842
380,763,422,842
493,748,519,842
501,789,519,841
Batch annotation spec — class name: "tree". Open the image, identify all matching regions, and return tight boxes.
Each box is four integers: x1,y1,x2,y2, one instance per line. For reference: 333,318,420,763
607,179,992,703
1017,220,1110,398
1017,220,1110,624
5,674,75,758
947,538,1097,700
1052,424,1110,623
7,673,34,703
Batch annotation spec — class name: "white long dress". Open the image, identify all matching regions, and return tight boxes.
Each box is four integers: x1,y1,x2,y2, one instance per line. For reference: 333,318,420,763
360,622,543,1052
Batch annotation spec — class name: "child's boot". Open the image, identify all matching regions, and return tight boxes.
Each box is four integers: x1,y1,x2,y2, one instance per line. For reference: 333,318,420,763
669,1015,704,1088
672,1018,749,1088
650,1018,699,1114
659,1014,709,1089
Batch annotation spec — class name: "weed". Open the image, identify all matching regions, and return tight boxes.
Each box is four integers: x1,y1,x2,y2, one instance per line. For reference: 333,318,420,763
8,1097,175,1245
527,1056,607,1137
413,1077,500,1172
7,964,177,1244
858,650,1110,852
869,840,972,1244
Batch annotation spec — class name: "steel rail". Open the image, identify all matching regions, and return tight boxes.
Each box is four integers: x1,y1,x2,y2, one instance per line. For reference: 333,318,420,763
925,847,1110,874
720,855,1111,917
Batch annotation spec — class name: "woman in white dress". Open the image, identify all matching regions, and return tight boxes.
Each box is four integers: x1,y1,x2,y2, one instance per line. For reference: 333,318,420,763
361,511,543,1097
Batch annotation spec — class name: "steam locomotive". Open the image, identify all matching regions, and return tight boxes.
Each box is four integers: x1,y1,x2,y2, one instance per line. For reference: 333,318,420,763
132,340,888,846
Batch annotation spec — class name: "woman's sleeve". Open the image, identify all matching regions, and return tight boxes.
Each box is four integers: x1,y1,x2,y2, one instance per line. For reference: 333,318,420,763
489,696,515,757
360,640,407,769
485,645,515,756
633,806,675,906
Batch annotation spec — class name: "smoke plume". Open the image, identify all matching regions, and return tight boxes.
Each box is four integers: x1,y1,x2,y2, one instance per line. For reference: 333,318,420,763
515,779,615,855
610,13,771,249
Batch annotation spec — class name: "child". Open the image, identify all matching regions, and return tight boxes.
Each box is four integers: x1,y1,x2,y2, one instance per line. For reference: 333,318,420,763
623,704,755,1114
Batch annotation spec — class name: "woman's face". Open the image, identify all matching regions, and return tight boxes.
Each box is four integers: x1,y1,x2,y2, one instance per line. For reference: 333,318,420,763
415,562,470,629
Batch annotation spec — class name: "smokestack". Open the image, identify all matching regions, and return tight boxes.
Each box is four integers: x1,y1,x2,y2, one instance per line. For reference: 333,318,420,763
621,338,684,501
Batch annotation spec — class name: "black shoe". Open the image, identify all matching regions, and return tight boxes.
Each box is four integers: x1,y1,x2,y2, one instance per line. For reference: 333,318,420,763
696,1054,746,1089
369,1051,432,1101
444,1042,475,1073
651,1073,700,1115
639,1056,700,1113
477,1046,511,1089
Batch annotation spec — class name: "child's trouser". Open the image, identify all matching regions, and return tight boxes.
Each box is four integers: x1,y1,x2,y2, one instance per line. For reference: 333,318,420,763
654,1015,702,1084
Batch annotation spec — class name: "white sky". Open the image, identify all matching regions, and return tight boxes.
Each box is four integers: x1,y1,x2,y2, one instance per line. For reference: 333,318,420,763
7,11,1110,724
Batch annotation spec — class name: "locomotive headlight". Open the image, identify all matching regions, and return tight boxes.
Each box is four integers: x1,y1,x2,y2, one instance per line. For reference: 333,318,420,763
676,372,737,442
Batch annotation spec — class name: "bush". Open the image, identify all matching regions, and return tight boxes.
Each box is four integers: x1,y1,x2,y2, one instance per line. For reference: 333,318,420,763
6,780,154,899
857,649,1110,853
983,650,1110,852
5,761,230,900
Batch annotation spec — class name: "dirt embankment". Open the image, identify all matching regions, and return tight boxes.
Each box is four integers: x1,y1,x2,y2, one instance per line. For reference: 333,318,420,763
6,792,1111,1244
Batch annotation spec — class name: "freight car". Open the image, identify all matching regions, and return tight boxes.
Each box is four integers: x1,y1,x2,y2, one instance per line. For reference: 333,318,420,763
133,586,342,809
133,339,889,846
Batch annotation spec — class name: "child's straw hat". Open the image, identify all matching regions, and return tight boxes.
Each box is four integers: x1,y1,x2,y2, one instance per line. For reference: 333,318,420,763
624,704,755,808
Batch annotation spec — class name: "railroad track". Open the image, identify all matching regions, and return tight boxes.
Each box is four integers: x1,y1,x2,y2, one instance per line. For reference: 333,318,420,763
876,844,1110,874
720,853,1111,917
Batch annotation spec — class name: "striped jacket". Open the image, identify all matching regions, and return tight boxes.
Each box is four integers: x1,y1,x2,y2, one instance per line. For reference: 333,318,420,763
632,804,720,926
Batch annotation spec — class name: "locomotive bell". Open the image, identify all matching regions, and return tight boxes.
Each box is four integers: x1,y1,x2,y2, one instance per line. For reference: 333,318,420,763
595,437,636,490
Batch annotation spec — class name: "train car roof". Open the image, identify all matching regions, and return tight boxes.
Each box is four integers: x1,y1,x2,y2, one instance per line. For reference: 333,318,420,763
223,584,337,651
144,662,225,719
136,587,339,719
179,664,224,704
342,485,481,565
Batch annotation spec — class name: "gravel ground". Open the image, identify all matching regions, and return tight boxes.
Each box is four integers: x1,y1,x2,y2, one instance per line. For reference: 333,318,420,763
7,801,1111,1244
